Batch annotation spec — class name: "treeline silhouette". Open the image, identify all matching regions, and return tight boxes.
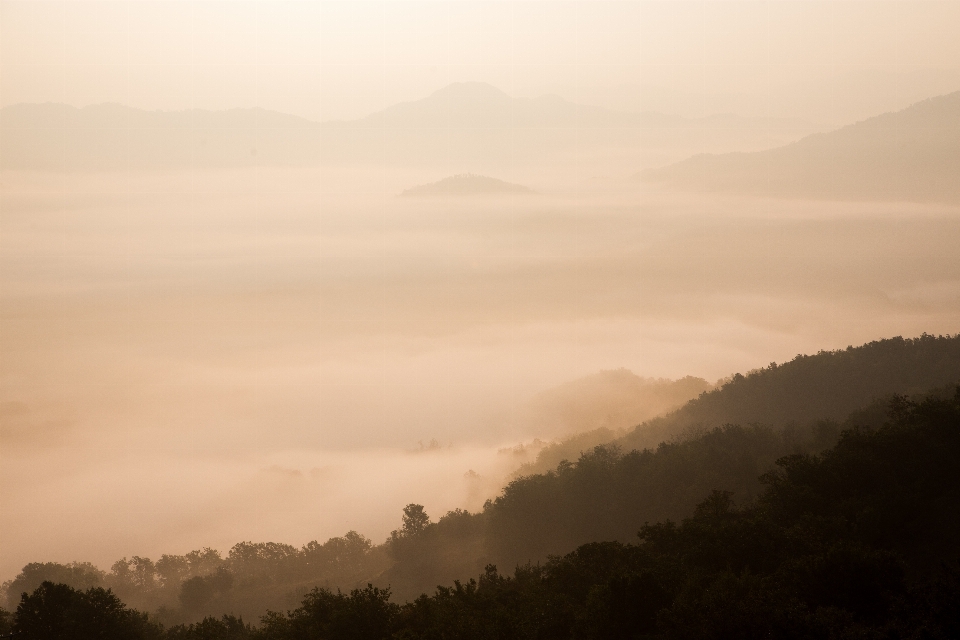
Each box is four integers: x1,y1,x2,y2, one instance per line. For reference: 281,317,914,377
1,534,390,628
514,334,960,477
3,335,959,634
3,389,959,638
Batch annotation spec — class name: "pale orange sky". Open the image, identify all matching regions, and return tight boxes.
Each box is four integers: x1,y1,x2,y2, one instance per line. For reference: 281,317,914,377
2,0,959,123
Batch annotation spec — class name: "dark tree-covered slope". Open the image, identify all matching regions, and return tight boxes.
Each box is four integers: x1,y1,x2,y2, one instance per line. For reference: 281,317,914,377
258,390,960,640
7,335,958,625
618,333,960,452
14,390,958,639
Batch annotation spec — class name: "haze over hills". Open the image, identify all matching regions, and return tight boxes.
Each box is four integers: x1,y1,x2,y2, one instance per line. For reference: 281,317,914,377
521,369,711,436
3,1,960,635
642,90,960,203
512,371,712,477
0,83,819,172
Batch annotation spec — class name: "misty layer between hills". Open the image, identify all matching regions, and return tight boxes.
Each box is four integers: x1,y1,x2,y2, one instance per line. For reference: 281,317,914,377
2,164,959,586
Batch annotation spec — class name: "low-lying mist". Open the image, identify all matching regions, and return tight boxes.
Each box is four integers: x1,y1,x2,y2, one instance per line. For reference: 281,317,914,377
2,166,959,580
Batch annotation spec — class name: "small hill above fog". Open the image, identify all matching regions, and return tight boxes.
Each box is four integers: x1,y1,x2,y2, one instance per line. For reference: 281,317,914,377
400,174,533,197
641,91,960,203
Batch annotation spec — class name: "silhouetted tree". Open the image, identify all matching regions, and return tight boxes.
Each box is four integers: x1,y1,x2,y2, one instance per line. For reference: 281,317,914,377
12,581,160,640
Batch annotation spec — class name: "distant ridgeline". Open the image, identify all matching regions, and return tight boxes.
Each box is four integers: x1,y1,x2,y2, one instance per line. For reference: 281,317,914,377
4,334,960,638
0,82,819,171
400,174,533,197
642,90,960,203
0,103,325,170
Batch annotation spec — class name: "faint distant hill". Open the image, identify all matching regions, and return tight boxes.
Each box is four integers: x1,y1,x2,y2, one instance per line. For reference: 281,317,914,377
339,82,637,129
641,91,960,203
1,83,818,171
400,174,533,197
325,82,817,167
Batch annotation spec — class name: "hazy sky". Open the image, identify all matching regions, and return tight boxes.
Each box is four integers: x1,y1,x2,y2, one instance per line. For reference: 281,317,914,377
3,1,960,122
2,0,960,583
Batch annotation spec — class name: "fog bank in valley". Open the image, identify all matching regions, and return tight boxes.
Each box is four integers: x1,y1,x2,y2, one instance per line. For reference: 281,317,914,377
3,162,958,578
2,0,960,597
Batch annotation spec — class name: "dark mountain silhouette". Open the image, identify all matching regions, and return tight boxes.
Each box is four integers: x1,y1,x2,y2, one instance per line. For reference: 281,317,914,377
641,91,960,203
400,174,533,197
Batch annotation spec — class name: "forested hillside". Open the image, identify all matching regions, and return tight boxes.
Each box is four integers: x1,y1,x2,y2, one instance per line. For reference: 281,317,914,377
4,389,959,638
617,333,960,451
4,335,958,628
522,334,960,476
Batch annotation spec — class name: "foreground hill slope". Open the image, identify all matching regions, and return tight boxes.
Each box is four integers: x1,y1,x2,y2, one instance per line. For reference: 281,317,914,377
8,390,960,638
383,336,960,598
5,335,958,623
642,91,960,202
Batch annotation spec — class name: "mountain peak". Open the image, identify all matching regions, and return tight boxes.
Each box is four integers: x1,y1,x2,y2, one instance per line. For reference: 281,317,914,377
400,173,533,197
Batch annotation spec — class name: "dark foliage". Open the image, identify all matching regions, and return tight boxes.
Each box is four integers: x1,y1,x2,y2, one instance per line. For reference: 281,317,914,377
249,389,960,639
0,607,12,635
11,581,161,640
619,333,960,451
257,585,397,640
164,615,253,640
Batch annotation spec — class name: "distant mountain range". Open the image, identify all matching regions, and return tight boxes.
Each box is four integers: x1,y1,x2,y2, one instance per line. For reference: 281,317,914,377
0,83,818,171
400,174,533,197
641,91,960,203
0,102,322,170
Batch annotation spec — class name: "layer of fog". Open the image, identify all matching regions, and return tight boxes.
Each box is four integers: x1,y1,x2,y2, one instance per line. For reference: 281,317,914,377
2,166,959,580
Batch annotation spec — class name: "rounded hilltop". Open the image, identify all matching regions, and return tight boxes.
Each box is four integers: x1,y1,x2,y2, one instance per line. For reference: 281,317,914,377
400,174,534,197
